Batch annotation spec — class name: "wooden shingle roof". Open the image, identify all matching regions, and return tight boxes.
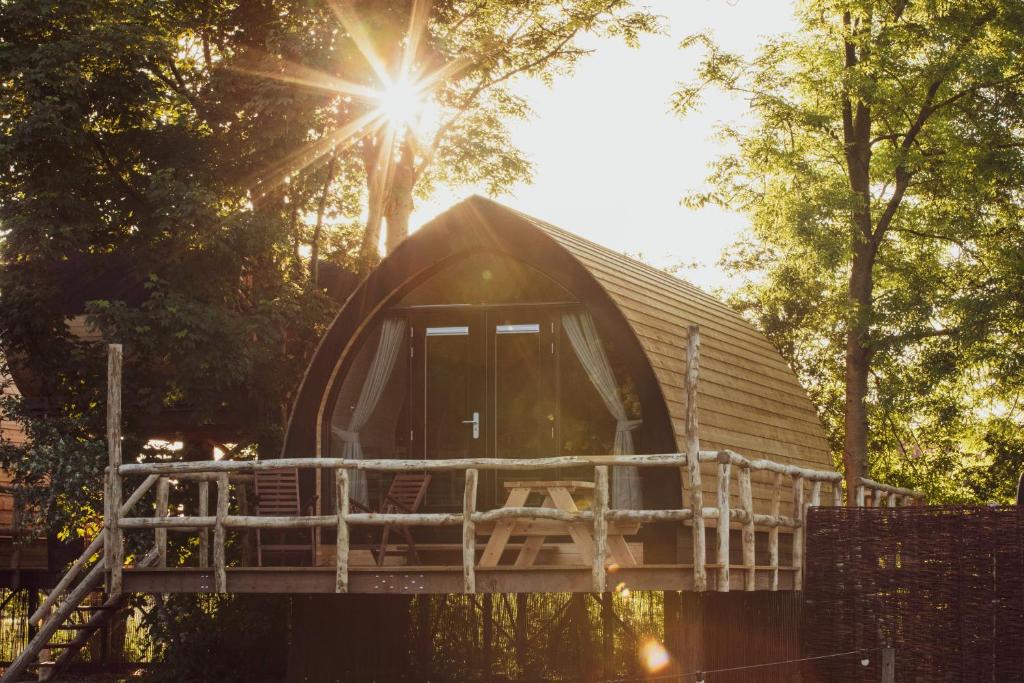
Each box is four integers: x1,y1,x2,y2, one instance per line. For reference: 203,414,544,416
509,205,834,474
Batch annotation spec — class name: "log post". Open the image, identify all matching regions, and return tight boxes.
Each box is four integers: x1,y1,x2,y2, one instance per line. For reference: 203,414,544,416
593,466,609,592
716,453,731,592
881,647,895,683
198,480,209,568
810,480,822,509
738,465,755,591
236,477,252,566
831,480,843,507
769,471,782,591
792,475,805,590
686,325,706,591
335,468,349,593
482,593,493,676
214,473,229,593
463,468,478,593
888,493,898,507
855,484,866,507
602,592,614,678
155,477,169,568
106,344,124,595
515,593,528,677
874,488,886,508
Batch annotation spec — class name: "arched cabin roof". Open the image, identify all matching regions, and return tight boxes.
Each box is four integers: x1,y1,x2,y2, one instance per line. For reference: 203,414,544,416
283,196,833,475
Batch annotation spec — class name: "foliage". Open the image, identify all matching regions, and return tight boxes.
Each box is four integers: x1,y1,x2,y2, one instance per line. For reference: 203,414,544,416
0,0,370,537
677,0,1024,502
140,594,288,683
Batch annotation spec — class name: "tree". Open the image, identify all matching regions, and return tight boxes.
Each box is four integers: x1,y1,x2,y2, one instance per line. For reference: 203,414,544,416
241,0,660,265
676,0,1024,501
0,0,364,533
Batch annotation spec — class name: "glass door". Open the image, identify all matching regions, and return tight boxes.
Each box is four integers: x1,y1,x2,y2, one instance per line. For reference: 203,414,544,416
487,310,558,506
410,311,485,509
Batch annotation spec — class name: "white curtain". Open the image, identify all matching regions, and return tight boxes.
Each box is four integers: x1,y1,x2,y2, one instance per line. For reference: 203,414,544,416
561,311,642,509
331,317,407,505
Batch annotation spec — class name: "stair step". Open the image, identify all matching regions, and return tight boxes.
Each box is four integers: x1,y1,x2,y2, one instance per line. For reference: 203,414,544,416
57,623,91,630
75,604,115,611
43,642,78,649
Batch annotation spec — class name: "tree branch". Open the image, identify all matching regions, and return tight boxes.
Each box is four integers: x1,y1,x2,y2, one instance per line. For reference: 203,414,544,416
873,325,962,350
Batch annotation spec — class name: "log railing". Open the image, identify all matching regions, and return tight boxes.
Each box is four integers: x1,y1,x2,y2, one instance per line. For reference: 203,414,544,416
106,451,911,594
97,334,923,597
856,478,923,507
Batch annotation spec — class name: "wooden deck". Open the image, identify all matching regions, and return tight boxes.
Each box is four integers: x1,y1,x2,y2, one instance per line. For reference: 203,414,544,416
121,564,797,594
95,342,920,598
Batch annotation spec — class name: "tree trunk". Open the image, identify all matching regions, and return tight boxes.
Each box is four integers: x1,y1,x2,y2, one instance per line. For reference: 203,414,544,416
840,15,874,504
383,139,416,255
844,235,874,502
310,153,337,288
358,141,385,270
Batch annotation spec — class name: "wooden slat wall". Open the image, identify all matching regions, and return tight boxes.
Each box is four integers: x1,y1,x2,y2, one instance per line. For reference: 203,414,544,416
525,216,836,511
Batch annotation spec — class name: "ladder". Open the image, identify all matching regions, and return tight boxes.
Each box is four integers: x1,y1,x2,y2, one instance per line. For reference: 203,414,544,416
1,533,157,682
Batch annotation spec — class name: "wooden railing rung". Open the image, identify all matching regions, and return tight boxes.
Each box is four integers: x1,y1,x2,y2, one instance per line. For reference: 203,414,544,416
716,453,731,592
463,469,478,594
335,468,348,593
592,466,609,593
769,470,782,591
214,473,228,593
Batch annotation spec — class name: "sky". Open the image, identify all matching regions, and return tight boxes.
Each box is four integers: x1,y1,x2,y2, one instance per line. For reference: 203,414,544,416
412,0,798,291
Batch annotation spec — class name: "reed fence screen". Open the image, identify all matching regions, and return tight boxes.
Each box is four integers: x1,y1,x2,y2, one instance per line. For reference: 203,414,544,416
803,505,1024,682
0,589,153,667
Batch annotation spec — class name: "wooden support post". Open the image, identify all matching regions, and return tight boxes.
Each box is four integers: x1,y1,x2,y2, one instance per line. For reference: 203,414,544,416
593,466,609,592
831,480,843,507
214,473,228,593
887,491,898,507
792,475,805,590
881,647,895,683
716,454,731,592
198,480,209,568
515,593,528,677
155,477,169,568
769,471,782,591
106,344,123,595
335,469,349,593
855,485,866,507
874,488,886,508
463,468,478,593
236,477,252,566
810,480,822,508
686,325,706,591
602,592,614,678
482,593,493,676
738,466,755,591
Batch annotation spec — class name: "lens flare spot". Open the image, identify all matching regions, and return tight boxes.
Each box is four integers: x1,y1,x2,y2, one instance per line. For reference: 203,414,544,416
641,639,671,674
614,582,631,601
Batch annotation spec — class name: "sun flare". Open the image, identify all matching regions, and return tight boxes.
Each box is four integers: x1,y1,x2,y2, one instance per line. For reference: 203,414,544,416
377,77,426,129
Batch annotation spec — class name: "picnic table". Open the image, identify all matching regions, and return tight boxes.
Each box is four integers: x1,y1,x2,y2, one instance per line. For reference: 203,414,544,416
478,480,639,568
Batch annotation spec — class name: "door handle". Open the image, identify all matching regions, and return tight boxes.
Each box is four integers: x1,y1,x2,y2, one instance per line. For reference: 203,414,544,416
461,412,480,439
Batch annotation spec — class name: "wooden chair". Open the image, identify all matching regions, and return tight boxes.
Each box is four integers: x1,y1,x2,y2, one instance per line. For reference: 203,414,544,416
351,472,431,566
254,468,316,566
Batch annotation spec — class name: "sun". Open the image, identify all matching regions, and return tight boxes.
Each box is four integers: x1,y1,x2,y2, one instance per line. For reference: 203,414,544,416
376,77,426,129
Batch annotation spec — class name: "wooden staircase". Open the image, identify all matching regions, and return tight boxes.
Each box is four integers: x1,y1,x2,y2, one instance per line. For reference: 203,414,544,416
1,533,156,682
